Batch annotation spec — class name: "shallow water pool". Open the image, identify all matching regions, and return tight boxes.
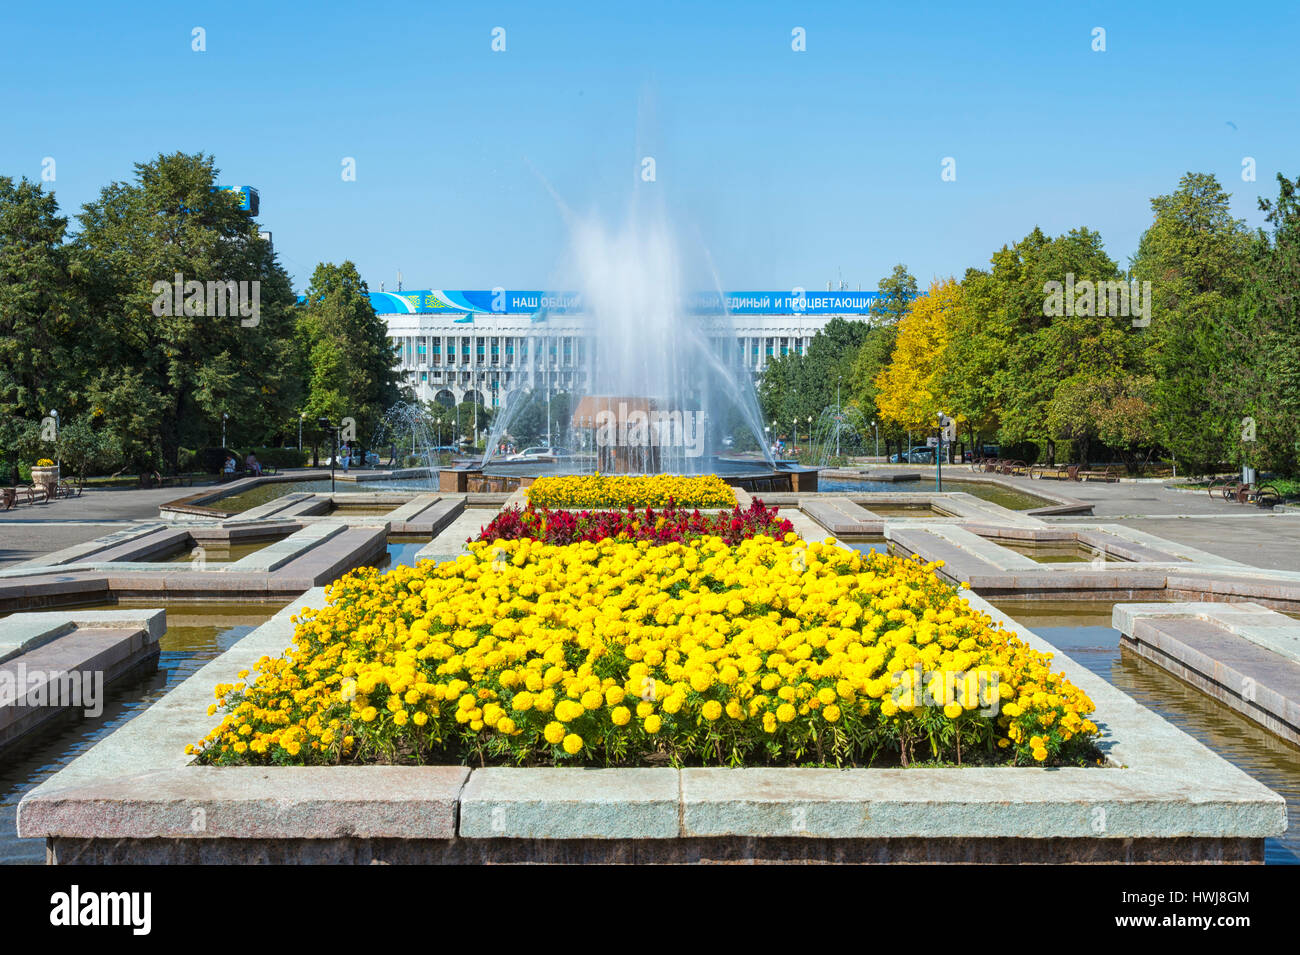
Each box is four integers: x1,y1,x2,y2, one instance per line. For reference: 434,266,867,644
992,599,1300,865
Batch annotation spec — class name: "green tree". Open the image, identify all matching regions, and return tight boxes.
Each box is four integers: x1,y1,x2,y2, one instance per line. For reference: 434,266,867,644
759,317,870,426
847,323,898,435
868,264,918,325
937,227,1131,461
1131,172,1252,474
296,260,406,454
73,152,301,471
1229,173,1300,476
0,177,85,472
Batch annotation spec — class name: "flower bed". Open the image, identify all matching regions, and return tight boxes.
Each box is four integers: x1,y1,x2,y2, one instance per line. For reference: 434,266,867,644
473,501,793,546
193,535,1101,769
525,473,736,509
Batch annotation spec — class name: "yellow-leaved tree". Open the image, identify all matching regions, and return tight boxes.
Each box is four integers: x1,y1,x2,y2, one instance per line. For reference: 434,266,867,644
873,277,964,433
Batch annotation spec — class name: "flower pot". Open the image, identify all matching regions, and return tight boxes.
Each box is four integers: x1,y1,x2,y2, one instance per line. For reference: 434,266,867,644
31,465,59,497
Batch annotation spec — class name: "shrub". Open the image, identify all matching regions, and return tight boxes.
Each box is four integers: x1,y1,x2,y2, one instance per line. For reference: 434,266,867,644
244,446,307,469
198,447,235,473
193,536,1101,769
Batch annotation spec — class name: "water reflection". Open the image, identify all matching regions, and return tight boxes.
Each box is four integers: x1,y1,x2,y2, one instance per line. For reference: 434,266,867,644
0,603,279,865
215,478,435,513
818,478,1050,511
371,537,431,572
993,600,1300,865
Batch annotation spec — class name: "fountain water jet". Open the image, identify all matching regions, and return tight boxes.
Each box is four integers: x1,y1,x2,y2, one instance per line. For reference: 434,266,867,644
481,199,775,476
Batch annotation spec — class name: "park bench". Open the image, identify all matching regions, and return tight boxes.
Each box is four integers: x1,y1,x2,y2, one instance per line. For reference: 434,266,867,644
215,465,278,484
1030,463,1079,481
1078,464,1120,482
145,472,196,489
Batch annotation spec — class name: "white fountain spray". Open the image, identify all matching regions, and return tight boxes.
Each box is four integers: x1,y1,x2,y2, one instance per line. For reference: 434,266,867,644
480,186,774,474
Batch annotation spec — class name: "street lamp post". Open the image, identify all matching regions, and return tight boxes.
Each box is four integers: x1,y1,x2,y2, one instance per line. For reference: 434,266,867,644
318,417,337,493
936,412,946,492
298,413,304,451
221,412,228,448
49,409,60,469
871,419,879,461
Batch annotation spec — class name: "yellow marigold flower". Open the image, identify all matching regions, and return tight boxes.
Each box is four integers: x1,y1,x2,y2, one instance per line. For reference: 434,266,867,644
543,721,566,744
611,705,631,726
554,700,583,722
776,703,796,723
562,733,584,754
944,700,963,720
701,700,723,721
643,714,663,734
822,704,841,722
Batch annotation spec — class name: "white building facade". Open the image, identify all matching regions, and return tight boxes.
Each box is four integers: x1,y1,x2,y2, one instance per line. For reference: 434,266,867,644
374,289,878,409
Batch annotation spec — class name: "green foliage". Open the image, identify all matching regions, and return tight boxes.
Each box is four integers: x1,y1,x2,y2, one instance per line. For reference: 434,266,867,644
73,152,302,471
495,390,568,447
0,176,84,469
759,317,871,426
1132,172,1252,473
241,446,307,469
1227,173,1300,475
296,261,406,449
868,263,918,325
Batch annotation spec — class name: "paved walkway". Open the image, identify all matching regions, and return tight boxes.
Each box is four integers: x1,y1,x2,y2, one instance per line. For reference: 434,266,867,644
1001,477,1300,570
0,486,197,568
5,474,1300,573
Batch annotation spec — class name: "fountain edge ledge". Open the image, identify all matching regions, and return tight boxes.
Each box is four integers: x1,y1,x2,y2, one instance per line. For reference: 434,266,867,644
15,586,1286,861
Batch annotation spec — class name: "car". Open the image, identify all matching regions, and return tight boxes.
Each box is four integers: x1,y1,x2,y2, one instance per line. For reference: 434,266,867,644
506,446,571,461
889,446,936,464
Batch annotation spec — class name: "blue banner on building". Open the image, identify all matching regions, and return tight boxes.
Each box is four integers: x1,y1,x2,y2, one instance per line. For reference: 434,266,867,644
368,290,877,316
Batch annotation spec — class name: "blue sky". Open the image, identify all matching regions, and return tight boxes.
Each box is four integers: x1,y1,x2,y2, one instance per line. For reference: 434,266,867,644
2,1,1296,293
